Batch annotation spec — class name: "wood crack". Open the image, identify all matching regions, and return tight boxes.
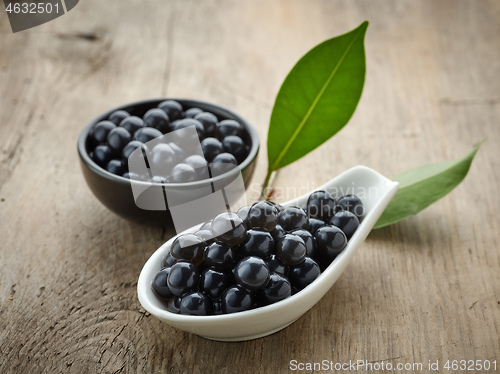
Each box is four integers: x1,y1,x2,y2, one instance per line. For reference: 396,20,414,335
56,32,103,42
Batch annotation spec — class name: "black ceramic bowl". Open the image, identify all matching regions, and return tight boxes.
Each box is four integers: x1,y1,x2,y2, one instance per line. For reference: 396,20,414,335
77,98,259,226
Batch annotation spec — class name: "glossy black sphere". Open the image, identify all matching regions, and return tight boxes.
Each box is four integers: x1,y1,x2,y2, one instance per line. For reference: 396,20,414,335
270,224,286,244
276,234,307,265
288,256,320,292
183,154,206,169
199,220,212,231
158,100,183,121
234,256,270,291
170,234,205,265
193,229,214,245
162,252,176,268
195,112,218,138
236,205,251,229
119,116,144,135
238,229,274,259
143,108,170,133
150,143,177,172
168,127,199,153
200,268,232,299
247,201,279,232
166,296,181,314
152,267,173,299
314,225,347,262
210,212,247,246
107,127,132,155
221,286,255,314
222,135,248,164
258,272,291,305
90,120,116,146
329,210,359,239
122,140,147,165
204,242,238,270
172,118,205,141
170,163,196,183
338,195,365,220
167,261,200,296
91,144,112,167
216,119,244,140
180,291,213,316
290,229,317,258
308,218,326,234
108,110,130,125
134,126,163,143
210,152,238,176
184,107,203,119
278,206,309,231
306,190,337,221
184,155,209,180
105,159,125,175
200,137,223,162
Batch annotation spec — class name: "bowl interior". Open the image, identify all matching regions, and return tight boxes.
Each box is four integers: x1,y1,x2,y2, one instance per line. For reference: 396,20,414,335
137,165,399,341
78,98,260,187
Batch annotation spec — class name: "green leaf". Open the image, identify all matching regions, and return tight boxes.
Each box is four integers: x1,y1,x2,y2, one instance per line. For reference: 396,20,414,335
374,140,485,229
267,21,368,172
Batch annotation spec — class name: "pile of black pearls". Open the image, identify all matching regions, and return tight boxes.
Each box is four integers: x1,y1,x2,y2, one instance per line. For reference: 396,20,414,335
152,191,364,315
87,99,250,182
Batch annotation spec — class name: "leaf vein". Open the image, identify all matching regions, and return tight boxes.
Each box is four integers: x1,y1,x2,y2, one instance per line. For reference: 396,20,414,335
270,25,366,171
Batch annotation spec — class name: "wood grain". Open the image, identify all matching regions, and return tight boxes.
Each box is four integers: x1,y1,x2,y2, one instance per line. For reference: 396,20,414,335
0,0,499,373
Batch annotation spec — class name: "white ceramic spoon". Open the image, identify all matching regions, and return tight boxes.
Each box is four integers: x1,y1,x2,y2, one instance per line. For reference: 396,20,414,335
137,165,399,341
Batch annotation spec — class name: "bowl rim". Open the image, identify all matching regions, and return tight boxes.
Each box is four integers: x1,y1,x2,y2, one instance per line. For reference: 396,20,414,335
137,165,400,327
77,97,260,188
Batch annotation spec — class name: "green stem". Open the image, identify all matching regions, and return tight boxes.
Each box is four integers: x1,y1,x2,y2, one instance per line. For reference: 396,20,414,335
260,169,277,200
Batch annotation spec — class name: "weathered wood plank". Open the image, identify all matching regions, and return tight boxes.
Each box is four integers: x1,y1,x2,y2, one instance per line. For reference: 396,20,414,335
0,1,498,373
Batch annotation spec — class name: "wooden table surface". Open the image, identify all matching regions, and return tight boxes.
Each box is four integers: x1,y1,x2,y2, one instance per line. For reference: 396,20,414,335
1,1,499,373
